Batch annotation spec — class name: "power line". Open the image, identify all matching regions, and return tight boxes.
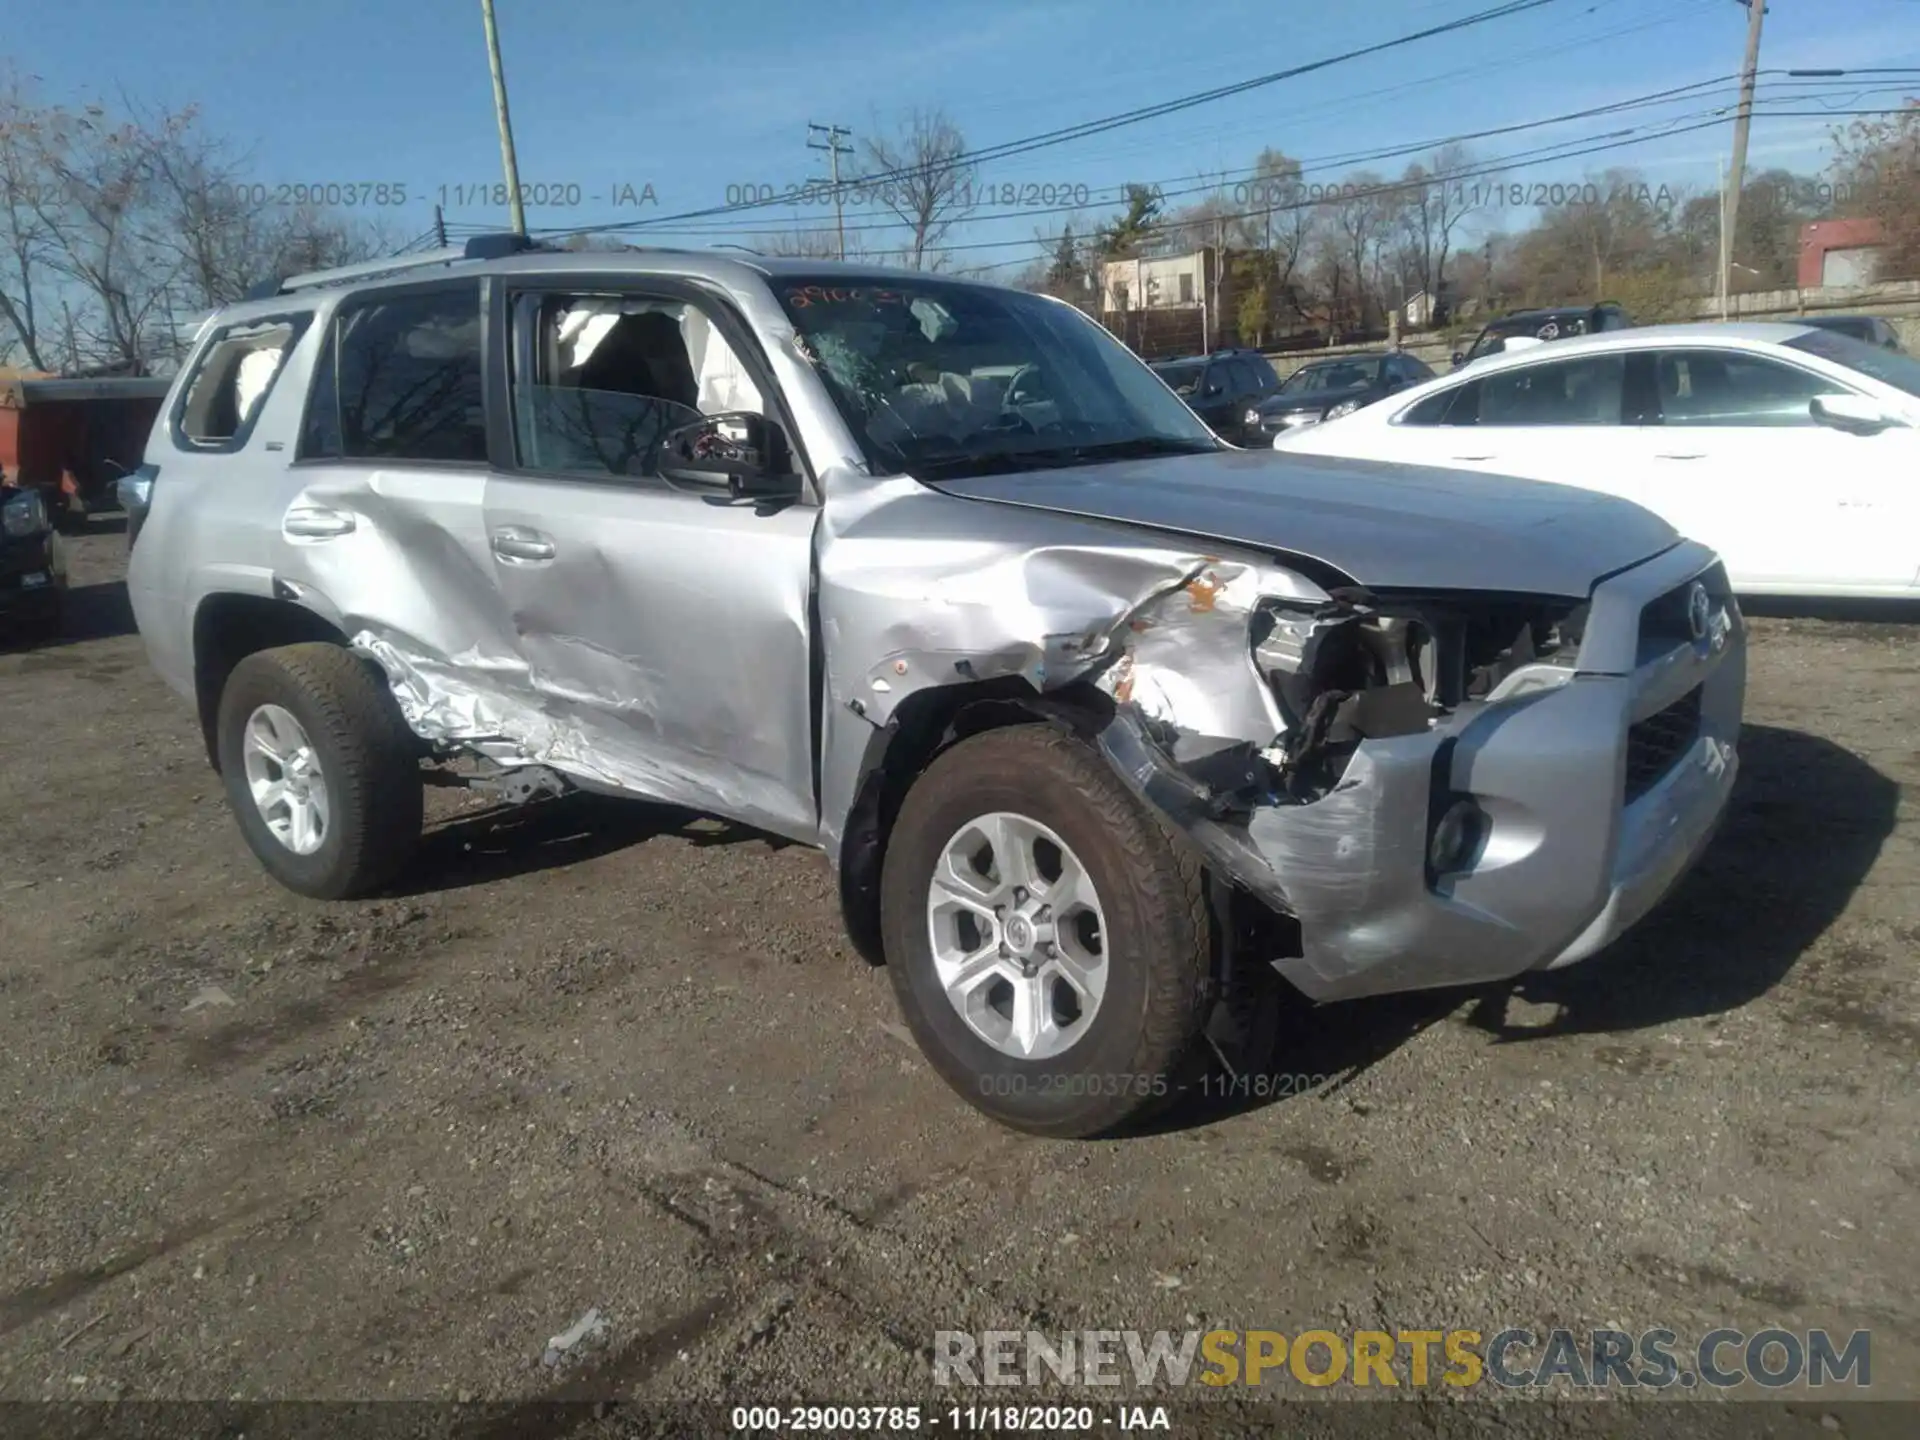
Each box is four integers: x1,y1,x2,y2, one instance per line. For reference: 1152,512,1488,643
532,80,1906,250
540,0,1576,240
550,70,1907,243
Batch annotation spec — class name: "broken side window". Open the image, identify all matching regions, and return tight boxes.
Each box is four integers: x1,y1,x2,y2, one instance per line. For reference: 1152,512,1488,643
175,314,311,450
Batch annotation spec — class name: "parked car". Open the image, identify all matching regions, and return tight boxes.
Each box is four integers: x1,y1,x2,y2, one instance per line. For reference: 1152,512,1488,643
0,477,66,642
1453,304,1633,368
1245,351,1436,441
125,238,1745,1137
1149,348,1278,443
1274,321,1920,598
1796,314,1905,353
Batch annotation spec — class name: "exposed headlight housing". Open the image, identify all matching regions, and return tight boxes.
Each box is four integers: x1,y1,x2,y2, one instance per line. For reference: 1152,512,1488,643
1323,398,1362,421
1,487,48,538
1244,408,1262,427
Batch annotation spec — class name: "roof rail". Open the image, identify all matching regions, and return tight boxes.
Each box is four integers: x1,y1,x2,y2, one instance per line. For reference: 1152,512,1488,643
247,233,541,301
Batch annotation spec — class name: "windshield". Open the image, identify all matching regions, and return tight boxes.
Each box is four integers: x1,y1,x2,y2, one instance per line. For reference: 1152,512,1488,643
1801,316,1874,342
1787,328,1920,399
776,278,1218,478
1279,359,1380,394
1468,314,1589,360
1150,360,1207,395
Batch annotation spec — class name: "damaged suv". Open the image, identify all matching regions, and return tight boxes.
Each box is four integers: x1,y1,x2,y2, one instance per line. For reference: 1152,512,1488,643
126,237,1745,1137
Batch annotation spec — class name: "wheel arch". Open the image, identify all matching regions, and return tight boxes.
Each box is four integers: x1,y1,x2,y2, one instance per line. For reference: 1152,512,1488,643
835,677,1116,967
191,590,352,771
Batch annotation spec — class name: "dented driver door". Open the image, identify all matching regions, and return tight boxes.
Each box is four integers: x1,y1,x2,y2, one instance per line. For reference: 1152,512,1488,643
477,278,821,843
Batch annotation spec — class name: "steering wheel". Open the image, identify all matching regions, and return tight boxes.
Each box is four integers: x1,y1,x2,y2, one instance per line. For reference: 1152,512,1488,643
1003,364,1050,408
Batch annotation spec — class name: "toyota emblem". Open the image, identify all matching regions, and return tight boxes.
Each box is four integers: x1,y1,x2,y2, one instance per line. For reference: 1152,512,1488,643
1687,582,1712,642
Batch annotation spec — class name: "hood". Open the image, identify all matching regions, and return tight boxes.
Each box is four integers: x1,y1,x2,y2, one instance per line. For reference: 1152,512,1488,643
1257,383,1372,416
927,448,1680,598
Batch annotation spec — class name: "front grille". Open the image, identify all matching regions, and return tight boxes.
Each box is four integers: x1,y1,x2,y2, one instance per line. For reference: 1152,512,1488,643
1624,685,1702,802
1639,563,1731,648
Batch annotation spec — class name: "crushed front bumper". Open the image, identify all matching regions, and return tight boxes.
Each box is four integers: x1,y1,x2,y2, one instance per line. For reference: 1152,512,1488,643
1101,540,1745,1002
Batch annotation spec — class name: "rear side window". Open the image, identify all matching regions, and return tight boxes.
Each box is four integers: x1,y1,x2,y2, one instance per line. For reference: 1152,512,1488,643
1399,383,1474,425
175,315,310,450
300,283,486,462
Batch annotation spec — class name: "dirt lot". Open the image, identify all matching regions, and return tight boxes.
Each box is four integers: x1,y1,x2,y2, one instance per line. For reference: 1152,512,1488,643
1,528,1916,1424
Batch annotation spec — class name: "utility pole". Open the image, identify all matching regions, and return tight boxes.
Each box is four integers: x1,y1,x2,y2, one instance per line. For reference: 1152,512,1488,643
433,204,448,248
1719,0,1766,321
807,122,854,260
480,0,527,237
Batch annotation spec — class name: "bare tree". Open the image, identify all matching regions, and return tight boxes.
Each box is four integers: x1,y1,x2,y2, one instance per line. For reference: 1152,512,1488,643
1395,144,1479,325
756,226,870,261
0,79,395,374
0,73,59,369
860,109,975,270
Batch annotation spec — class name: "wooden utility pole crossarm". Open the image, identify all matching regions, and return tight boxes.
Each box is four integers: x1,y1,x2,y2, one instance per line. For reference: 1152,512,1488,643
807,123,854,261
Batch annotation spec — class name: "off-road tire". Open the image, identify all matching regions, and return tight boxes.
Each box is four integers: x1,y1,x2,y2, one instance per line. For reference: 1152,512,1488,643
215,643,423,899
879,724,1211,1138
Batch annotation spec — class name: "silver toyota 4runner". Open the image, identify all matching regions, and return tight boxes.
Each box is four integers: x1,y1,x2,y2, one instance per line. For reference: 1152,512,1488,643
124,236,1746,1137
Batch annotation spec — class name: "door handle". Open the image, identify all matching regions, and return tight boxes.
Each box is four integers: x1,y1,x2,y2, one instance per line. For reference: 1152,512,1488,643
283,506,356,539
1655,452,1705,460
1451,454,1497,462
491,526,556,563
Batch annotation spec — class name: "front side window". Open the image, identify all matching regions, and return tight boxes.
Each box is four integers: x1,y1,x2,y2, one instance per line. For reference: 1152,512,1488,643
177,314,309,448
1652,349,1852,427
774,279,1216,478
301,283,485,462
1476,353,1626,426
510,291,767,480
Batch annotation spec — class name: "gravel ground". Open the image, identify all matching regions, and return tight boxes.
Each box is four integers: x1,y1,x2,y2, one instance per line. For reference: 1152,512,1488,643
0,527,1914,1428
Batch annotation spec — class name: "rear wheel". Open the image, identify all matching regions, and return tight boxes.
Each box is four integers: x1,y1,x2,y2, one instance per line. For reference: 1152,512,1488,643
880,725,1211,1138
215,643,423,899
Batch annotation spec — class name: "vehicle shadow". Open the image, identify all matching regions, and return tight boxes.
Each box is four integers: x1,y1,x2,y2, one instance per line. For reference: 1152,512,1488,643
1147,722,1896,1132
0,578,136,653
1464,722,1896,1041
390,790,792,896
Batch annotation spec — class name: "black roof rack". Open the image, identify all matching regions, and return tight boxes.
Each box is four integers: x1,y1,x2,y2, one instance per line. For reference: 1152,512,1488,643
244,233,544,301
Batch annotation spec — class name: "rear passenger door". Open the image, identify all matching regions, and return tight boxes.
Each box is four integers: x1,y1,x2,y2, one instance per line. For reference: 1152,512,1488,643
1389,351,1637,499
479,277,821,841
281,279,512,674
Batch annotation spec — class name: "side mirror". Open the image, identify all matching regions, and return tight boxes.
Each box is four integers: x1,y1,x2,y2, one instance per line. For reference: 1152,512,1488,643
1450,350,1466,369
1810,393,1902,436
659,412,802,499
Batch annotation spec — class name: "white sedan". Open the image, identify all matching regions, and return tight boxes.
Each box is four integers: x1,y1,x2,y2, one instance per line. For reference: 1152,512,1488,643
1272,322,1920,597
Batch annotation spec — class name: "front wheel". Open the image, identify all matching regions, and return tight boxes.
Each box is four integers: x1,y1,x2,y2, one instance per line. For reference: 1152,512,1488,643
879,725,1211,1137
215,643,423,899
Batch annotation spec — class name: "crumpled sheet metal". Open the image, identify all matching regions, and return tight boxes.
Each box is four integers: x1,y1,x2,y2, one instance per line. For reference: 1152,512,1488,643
843,541,1214,727
352,629,802,829
1092,560,1294,752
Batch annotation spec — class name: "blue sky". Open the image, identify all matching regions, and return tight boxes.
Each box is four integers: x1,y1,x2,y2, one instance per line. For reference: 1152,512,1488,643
13,0,1920,271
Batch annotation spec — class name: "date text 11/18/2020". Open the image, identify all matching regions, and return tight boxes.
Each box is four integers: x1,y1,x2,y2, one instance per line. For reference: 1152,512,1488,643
975,1073,1330,1101
729,1404,1174,1432
200,181,660,210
